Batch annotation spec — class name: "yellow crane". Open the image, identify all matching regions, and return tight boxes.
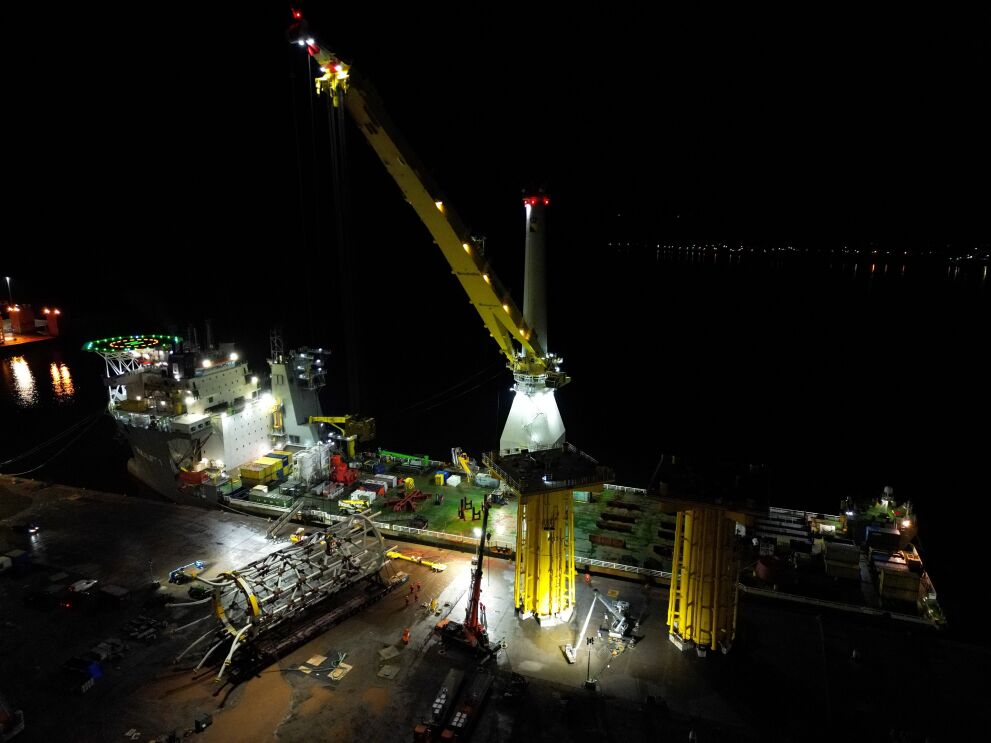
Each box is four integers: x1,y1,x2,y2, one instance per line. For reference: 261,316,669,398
290,11,574,625
308,415,376,459
289,17,567,391
451,447,477,483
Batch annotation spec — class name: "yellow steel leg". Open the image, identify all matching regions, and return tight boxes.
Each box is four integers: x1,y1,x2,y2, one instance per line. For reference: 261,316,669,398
666,507,743,654
514,489,574,621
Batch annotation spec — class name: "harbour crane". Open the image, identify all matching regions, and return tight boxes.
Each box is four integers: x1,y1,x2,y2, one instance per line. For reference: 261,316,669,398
289,10,568,455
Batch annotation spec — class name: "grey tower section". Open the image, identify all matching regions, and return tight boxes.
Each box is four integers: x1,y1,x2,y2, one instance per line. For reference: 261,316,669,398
523,195,549,353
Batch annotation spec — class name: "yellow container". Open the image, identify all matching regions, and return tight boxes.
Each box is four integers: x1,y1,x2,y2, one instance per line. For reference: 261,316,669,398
255,457,281,475
434,473,444,485
272,449,294,466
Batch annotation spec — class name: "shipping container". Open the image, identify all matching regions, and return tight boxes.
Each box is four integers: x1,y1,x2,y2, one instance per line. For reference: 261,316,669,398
358,480,386,495
271,450,294,466
371,473,398,488
434,473,445,486
179,470,208,485
265,452,291,468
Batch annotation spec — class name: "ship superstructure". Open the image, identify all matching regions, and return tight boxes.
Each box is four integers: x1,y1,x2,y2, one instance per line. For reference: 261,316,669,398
84,333,327,503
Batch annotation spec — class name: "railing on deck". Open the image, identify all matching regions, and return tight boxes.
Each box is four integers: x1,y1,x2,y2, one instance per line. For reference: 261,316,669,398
603,483,648,495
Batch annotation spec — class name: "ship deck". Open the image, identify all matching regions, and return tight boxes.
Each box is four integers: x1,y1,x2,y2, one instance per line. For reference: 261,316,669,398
1,475,984,741
231,471,939,624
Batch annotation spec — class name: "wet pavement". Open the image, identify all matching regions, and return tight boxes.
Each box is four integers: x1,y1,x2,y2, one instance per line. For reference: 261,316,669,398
1,475,988,742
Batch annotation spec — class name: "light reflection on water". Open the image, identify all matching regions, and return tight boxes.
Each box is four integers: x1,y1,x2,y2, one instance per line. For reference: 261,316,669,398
51,362,75,400
9,355,37,407
1,355,78,407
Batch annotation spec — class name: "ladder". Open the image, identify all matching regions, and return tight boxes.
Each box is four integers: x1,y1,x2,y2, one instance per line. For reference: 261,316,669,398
267,498,306,538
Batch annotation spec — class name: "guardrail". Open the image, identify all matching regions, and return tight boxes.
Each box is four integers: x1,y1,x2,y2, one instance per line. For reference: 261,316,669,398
576,555,671,580
603,483,648,495
371,519,670,578
768,506,844,522
372,520,515,552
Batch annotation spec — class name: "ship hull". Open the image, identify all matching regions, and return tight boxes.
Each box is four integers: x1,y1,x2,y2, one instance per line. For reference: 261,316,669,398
120,424,219,506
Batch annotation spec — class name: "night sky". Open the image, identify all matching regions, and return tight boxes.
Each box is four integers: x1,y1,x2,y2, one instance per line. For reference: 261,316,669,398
4,6,987,470
4,6,986,278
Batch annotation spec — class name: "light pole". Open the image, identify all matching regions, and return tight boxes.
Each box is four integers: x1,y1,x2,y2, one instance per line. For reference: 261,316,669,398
584,636,596,690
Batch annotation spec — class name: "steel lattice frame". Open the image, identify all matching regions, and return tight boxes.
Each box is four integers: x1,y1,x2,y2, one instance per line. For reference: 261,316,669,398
173,513,388,680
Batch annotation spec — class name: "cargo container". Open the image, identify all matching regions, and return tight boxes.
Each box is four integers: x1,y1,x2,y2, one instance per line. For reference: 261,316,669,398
179,470,209,485
434,473,445,485
270,450,294,467
248,492,293,508
371,473,398,488
358,480,386,496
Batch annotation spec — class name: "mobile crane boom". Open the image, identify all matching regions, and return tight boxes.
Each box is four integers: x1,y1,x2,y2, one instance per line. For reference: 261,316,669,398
289,13,567,390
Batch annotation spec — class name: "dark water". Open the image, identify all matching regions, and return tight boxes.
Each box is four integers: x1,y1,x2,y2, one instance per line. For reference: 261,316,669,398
2,254,987,639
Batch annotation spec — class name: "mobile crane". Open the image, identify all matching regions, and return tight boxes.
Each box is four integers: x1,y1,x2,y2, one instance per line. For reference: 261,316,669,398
289,10,569,457
433,495,498,657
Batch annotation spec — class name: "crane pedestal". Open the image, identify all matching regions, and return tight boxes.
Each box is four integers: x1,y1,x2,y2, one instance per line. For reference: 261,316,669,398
500,375,565,455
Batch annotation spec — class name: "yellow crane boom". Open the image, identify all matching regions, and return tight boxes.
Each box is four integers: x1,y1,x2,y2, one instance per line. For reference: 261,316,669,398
291,18,567,389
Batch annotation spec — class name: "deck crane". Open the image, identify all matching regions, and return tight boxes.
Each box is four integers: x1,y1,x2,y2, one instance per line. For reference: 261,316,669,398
451,447,477,483
289,11,569,455
307,415,375,459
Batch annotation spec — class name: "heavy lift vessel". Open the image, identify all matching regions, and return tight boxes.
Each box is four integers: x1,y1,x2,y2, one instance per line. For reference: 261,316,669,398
290,10,745,649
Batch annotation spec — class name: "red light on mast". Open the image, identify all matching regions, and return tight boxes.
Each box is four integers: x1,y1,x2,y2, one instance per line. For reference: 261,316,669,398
291,8,302,20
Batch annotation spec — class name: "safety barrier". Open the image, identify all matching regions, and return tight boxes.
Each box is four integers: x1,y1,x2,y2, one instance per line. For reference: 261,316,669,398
603,483,648,495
